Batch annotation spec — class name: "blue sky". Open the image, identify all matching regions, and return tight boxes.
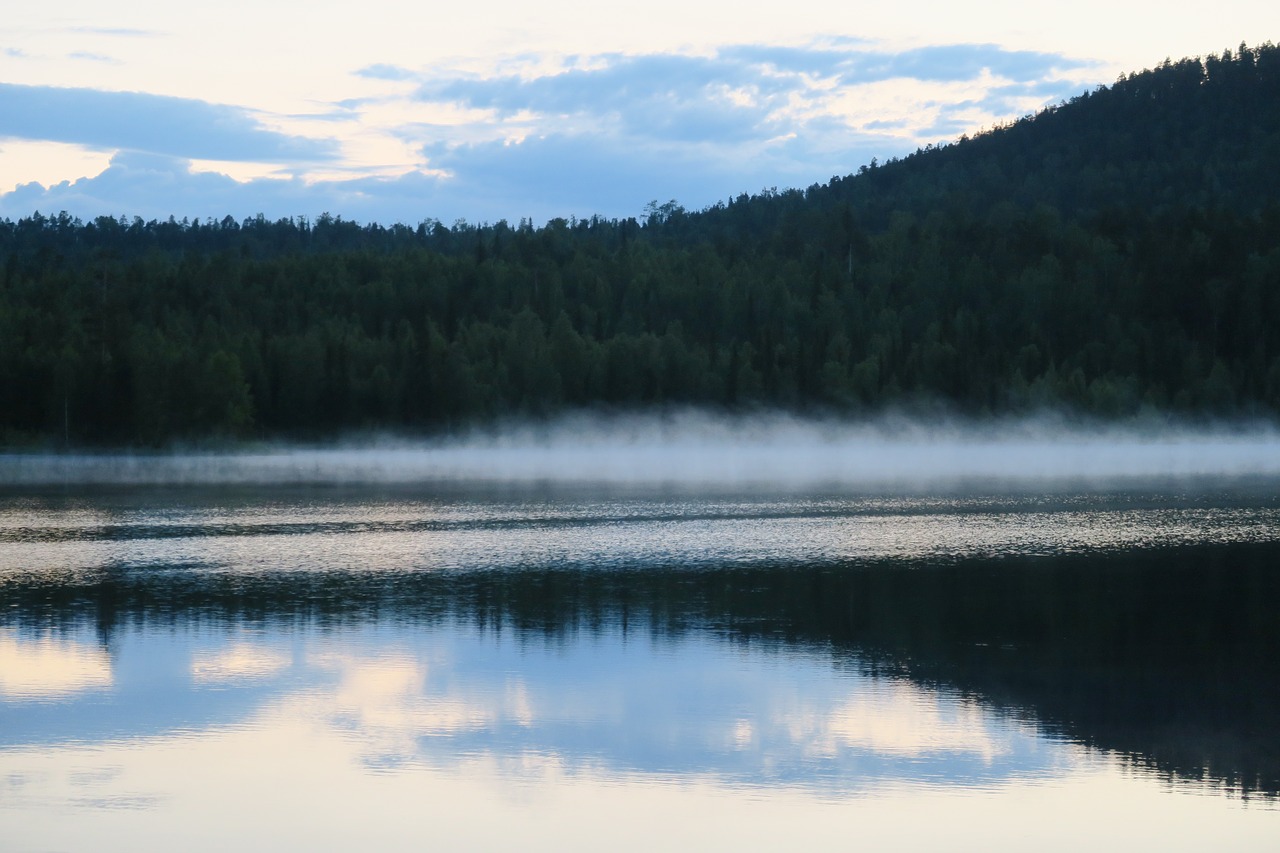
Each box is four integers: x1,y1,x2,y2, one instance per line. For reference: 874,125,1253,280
1,2,1274,224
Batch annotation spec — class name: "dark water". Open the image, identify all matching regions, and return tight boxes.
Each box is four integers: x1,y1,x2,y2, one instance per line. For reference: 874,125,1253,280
2,480,1279,850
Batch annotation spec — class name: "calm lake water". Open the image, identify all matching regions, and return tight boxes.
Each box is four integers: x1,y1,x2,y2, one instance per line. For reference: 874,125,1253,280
2,475,1279,850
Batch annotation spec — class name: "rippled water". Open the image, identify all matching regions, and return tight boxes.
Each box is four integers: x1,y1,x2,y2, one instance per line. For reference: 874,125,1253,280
2,477,1279,850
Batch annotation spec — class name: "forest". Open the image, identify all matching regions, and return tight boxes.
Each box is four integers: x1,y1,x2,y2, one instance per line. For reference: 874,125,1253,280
1,43,1278,445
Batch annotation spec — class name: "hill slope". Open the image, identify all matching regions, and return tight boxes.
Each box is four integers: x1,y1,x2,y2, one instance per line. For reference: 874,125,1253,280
2,43,1279,444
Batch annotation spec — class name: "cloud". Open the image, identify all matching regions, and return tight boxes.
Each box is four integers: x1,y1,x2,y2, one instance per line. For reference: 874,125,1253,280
2,152,263,219
863,118,910,131
408,42,1090,147
424,133,741,217
415,52,793,144
0,40,1099,226
381,41,1092,216
66,26,161,38
714,43,1086,85
354,63,418,82
972,79,1091,116
414,53,794,148
68,51,120,64
0,83,338,163
914,116,975,139
0,152,461,225
839,44,1087,84
717,44,856,76
0,125,893,227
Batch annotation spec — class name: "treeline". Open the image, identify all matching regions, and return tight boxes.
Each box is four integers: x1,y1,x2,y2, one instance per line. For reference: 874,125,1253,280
2,43,1279,445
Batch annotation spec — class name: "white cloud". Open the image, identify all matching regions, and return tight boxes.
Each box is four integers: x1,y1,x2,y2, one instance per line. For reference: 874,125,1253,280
0,83,337,163
0,41,1106,224
9,0,1271,228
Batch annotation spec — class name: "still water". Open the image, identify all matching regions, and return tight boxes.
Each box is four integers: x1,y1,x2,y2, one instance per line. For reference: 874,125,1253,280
2,477,1279,850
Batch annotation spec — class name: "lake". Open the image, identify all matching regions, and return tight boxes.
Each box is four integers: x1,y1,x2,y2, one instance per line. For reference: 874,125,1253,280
2,466,1279,850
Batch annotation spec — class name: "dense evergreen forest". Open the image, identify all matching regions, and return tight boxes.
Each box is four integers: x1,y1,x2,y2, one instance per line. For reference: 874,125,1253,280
3,43,1279,445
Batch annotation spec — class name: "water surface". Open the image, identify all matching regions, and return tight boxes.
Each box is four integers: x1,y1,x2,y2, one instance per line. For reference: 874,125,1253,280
2,478,1278,850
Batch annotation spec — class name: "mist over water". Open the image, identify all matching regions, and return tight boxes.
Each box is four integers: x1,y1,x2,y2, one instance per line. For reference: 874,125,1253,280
3,411,1279,487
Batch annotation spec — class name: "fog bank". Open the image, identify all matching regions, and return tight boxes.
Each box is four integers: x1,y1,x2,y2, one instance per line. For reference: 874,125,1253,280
3,412,1279,488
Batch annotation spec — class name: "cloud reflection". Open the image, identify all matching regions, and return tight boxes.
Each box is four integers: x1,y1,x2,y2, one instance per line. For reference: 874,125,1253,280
256,628,1053,788
191,643,291,684
806,683,1006,761
303,647,537,769
0,630,112,699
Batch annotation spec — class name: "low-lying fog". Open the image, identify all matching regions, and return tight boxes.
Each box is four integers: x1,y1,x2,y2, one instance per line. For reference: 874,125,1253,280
3,412,1279,488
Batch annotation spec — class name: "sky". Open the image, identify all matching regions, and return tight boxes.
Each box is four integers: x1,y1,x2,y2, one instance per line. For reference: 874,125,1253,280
0,3,1275,226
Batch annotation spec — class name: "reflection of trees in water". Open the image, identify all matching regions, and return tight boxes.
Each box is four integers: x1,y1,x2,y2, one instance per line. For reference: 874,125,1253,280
5,541,1279,798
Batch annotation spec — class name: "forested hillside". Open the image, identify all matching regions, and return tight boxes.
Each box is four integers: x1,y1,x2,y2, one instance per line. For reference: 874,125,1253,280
3,43,1279,445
